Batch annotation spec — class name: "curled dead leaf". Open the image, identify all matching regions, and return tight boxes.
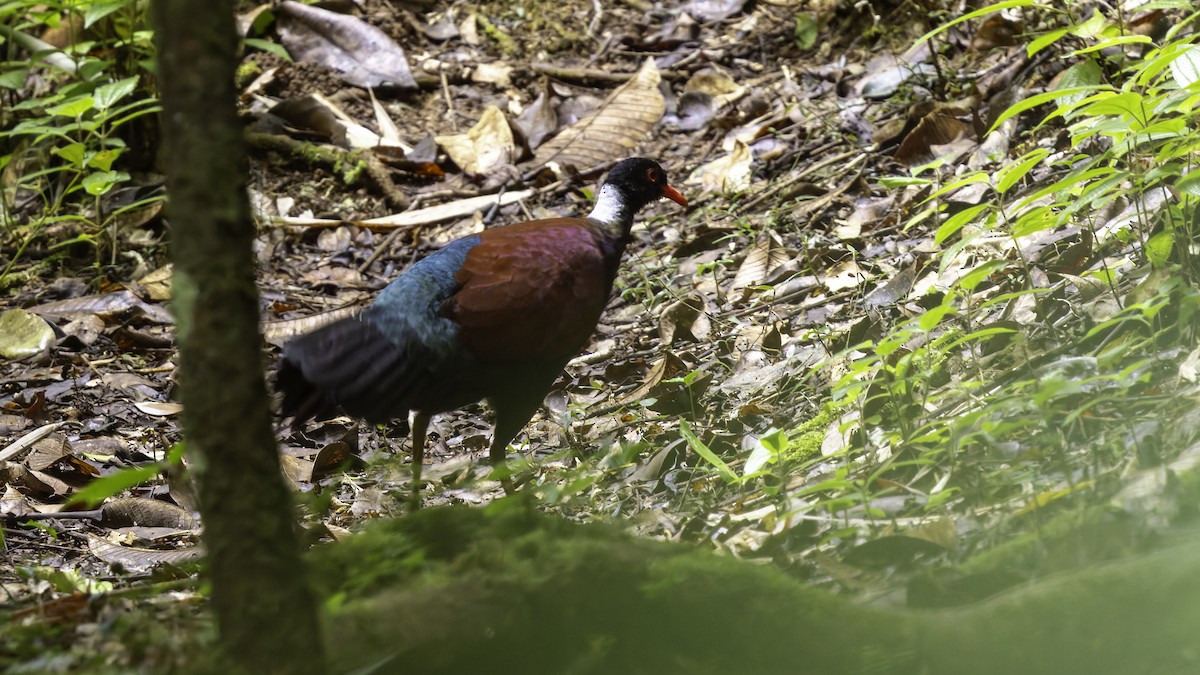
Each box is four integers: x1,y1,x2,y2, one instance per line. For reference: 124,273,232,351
435,106,517,176
688,140,753,194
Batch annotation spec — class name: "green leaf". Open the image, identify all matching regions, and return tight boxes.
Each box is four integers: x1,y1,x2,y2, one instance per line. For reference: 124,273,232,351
242,38,292,62
47,95,95,117
1069,8,1106,39
918,302,958,332
943,327,1017,351
679,420,737,483
793,14,818,50
915,0,1033,45
935,203,990,245
1028,27,1069,57
988,87,1103,134
87,147,122,171
1176,171,1200,197
1145,229,1174,268
1079,91,1145,119
1070,34,1152,57
1169,45,1200,88
53,142,87,168
995,148,1049,194
1011,205,1055,238
81,170,129,195
77,58,110,81
0,66,29,90
82,2,127,29
879,176,932,189
68,463,163,508
744,438,774,476
94,76,139,110
957,260,1010,292
926,172,990,202
1055,59,1103,107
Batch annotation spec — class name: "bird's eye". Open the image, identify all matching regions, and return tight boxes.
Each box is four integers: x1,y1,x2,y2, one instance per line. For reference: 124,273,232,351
646,168,660,183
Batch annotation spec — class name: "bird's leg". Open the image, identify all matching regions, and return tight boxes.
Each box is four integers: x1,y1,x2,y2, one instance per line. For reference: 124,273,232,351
489,396,546,496
409,411,430,510
488,439,517,496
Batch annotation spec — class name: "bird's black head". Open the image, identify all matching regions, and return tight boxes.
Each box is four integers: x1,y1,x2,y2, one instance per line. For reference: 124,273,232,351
602,158,689,213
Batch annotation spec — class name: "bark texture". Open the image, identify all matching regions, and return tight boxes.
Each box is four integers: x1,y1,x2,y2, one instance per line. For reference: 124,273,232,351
151,2,325,672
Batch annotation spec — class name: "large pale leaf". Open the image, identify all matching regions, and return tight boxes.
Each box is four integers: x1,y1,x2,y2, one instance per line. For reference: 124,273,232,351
533,58,665,172
0,308,54,359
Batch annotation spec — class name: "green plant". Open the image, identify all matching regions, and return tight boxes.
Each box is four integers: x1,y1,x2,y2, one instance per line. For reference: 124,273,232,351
1,0,161,281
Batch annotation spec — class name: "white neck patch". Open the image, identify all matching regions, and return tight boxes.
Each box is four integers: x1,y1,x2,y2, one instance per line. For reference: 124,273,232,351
587,183,625,226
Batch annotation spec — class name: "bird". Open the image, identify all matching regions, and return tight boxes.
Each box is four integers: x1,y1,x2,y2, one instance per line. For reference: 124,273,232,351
277,157,687,504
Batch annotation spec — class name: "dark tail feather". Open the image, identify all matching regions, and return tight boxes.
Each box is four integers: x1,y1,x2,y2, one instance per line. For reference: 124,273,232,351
276,317,422,426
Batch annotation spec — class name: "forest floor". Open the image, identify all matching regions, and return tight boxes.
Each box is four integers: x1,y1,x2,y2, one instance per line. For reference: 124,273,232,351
3,0,1199,670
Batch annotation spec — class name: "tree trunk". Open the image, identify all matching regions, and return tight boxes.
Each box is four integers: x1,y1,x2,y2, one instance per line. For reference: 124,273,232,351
151,2,325,673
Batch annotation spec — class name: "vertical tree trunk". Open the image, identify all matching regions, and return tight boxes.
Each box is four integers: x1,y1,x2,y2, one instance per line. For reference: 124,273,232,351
151,2,325,673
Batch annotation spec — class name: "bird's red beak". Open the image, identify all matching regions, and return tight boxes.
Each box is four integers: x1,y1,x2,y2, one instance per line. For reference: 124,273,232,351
662,185,688,209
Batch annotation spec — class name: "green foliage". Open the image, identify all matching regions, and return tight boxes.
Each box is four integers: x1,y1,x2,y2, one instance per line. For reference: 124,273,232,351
636,0,1200,576
67,442,183,508
817,2,1200,550
1,0,161,282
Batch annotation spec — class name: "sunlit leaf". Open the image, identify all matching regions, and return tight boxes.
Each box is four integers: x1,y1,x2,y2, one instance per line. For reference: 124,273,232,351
1169,45,1200,88
935,204,990,245
81,170,129,195
48,96,95,117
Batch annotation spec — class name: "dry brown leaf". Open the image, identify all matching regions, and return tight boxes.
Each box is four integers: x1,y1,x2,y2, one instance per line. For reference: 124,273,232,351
277,1,417,89
659,292,712,344
863,264,918,309
136,264,173,302
0,422,66,463
514,83,558,151
368,88,412,152
29,290,173,324
472,62,513,87
87,532,201,570
0,462,70,499
1,484,32,518
262,305,361,347
971,14,1022,51
532,58,666,172
683,69,745,108
688,140,753,194
133,401,184,417
855,44,935,99
26,433,70,471
435,106,517,176
895,111,972,166
683,0,749,22
822,259,866,292
101,497,198,529
271,93,391,150
730,232,792,296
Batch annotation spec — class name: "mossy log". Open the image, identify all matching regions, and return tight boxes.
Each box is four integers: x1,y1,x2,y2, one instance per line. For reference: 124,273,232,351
314,504,1200,675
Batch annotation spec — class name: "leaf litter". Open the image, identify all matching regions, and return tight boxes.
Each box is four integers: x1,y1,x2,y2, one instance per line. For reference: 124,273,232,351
4,0,1200,659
